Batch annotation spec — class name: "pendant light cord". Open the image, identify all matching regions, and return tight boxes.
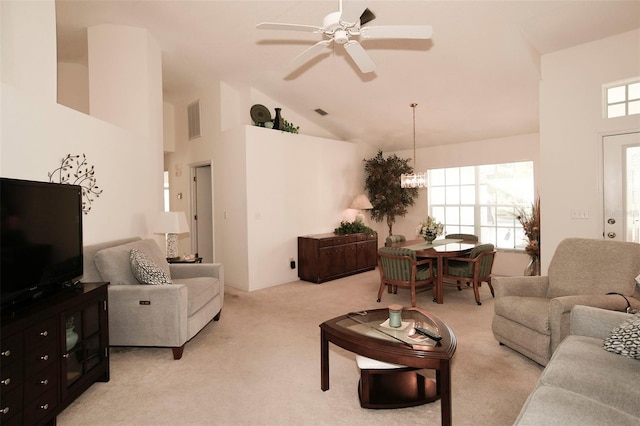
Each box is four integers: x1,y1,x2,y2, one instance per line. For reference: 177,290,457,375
411,103,417,169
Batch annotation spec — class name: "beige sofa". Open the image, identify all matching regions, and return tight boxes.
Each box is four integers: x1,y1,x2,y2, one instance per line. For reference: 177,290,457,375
82,237,224,359
515,305,639,425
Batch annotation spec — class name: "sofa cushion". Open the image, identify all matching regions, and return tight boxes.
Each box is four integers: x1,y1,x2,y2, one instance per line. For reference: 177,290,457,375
515,384,640,426
540,335,640,417
494,296,550,334
95,239,170,285
130,249,172,285
174,277,220,316
602,312,640,359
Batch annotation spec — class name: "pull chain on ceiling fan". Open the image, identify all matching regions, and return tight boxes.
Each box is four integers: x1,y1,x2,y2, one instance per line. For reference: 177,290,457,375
256,0,433,74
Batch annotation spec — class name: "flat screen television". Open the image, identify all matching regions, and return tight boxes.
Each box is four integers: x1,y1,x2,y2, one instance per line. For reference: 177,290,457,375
1,178,83,310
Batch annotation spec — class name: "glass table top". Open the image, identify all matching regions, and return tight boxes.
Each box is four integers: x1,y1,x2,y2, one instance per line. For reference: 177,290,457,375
335,308,441,349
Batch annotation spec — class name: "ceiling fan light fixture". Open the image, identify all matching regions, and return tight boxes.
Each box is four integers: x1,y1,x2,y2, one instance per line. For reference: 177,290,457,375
334,29,349,44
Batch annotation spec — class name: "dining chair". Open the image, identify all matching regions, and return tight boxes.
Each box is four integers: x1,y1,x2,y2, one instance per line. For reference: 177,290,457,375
444,233,479,242
385,234,407,247
376,247,435,307
441,243,496,305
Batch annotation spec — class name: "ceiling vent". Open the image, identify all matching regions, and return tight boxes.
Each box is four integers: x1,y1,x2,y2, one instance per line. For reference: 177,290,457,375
314,108,328,116
187,100,201,140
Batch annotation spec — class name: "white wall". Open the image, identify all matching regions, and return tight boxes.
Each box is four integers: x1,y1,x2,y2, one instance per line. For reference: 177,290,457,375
166,81,378,290
57,62,89,114
540,29,640,271
1,0,164,245
245,125,364,291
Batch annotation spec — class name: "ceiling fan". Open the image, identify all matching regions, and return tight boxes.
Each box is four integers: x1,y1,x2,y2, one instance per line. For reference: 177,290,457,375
256,0,433,74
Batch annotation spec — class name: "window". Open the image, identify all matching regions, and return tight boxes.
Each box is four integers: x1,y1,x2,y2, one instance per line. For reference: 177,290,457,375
428,161,534,250
606,80,640,118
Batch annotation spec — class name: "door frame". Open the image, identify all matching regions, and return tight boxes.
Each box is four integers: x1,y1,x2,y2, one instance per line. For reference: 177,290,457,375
189,161,215,261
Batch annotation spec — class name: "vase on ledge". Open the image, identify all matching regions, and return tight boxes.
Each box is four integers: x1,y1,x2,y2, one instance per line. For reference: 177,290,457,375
524,256,541,276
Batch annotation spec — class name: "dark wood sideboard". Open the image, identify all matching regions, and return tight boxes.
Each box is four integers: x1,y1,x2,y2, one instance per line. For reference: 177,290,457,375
298,233,378,283
1,282,110,425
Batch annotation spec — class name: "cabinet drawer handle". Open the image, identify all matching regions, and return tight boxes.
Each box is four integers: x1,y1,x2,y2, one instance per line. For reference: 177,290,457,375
40,403,49,410
39,331,48,337
1,350,10,357
40,379,49,385
1,378,10,386
40,354,49,361
1,407,9,415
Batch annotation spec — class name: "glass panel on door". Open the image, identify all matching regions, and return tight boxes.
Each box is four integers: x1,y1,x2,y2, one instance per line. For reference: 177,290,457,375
603,133,640,243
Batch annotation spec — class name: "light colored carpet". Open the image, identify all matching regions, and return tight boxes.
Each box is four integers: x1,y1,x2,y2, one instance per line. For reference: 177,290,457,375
57,270,542,425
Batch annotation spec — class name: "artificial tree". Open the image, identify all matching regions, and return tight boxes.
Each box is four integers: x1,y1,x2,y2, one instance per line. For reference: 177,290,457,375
363,150,419,236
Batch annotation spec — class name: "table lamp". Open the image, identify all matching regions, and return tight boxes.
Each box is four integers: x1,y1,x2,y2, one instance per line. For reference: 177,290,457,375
154,211,190,258
350,194,373,223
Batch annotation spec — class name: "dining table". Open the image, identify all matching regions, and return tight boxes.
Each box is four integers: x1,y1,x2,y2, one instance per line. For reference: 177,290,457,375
391,238,479,304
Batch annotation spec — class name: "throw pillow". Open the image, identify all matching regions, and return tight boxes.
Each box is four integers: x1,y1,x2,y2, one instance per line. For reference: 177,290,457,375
130,249,172,285
602,312,640,359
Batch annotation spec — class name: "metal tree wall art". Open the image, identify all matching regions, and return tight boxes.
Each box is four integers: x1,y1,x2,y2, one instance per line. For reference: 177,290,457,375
48,153,103,214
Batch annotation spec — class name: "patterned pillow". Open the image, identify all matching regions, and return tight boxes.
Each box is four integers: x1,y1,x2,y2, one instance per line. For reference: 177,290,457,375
602,312,640,359
130,249,172,285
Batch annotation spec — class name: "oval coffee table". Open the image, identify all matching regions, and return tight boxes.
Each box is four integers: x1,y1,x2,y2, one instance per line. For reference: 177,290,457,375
320,306,456,426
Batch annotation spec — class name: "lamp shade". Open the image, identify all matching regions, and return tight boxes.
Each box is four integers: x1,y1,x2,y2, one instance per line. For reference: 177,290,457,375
350,194,373,210
154,211,190,234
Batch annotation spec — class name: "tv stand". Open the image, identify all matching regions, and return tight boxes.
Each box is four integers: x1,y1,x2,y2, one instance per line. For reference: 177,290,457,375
1,282,109,425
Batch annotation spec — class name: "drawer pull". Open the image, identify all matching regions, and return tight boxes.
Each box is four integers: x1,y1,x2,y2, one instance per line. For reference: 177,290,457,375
40,403,49,410
1,378,10,386
1,407,9,415
40,379,49,385
1,350,10,357
39,331,48,337
40,354,49,361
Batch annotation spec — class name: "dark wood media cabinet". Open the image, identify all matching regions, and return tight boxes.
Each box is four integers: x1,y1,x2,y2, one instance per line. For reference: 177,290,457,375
1,282,109,425
298,233,378,283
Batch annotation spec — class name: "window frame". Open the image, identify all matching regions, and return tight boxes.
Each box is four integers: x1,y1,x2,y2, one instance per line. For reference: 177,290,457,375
427,161,535,251
604,78,640,119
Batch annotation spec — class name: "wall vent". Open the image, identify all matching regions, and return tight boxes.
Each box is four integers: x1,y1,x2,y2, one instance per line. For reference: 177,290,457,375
187,100,201,140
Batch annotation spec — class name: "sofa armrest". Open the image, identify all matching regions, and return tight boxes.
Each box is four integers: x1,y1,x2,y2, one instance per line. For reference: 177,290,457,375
493,275,549,298
169,263,223,280
570,305,633,340
107,284,189,347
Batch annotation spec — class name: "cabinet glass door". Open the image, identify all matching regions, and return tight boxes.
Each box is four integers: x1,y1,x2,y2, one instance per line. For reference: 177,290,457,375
63,311,82,386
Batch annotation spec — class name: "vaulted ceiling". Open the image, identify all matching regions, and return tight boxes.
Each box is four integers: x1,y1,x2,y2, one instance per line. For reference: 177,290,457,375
56,1,640,151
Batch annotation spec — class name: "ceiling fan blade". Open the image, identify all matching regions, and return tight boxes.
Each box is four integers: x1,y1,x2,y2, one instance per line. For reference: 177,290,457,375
360,25,434,40
340,0,370,26
359,8,376,26
256,22,323,33
288,40,332,71
343,40,375,73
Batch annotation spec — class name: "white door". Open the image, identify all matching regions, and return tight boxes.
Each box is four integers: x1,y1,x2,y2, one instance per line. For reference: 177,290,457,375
191,165,214,262
603,132,640,243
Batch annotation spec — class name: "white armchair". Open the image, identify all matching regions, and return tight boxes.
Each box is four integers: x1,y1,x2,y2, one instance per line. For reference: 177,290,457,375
83,238,223,359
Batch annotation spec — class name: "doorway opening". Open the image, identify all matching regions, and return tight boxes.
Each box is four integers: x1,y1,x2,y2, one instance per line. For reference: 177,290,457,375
190,164,214,262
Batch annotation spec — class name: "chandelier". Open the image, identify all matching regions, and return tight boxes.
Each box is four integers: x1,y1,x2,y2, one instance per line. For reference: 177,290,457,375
400,103,428,188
